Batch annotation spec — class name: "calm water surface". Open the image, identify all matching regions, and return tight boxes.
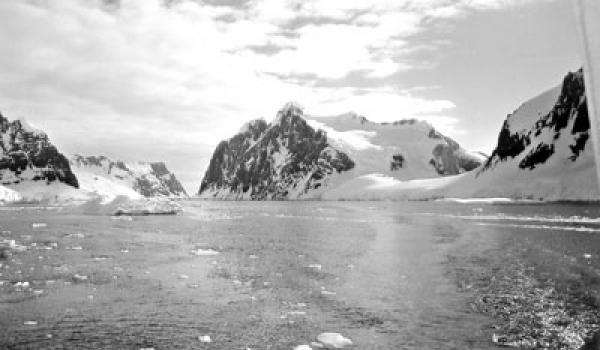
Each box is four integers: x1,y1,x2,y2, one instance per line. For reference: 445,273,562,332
0,201,599,349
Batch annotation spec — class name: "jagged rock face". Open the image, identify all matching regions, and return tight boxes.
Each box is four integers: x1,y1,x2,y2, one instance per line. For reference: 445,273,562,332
428,128,483,175
70,155,187,198
199,103,355,199
0,114,78,188
481,69,589,173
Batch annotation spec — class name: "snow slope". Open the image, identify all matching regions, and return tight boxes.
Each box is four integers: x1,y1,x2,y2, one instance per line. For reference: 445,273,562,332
306,113,485,181
70,155,188,202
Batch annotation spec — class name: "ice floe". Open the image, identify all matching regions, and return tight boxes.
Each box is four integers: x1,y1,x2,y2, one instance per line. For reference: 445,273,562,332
294,345,312,350
316,333,353,348
191,248,219,256
198,335,212,343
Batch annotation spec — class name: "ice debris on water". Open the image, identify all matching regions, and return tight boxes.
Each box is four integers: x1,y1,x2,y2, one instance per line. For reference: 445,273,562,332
73,274,88,282
178,274,189,280
14,281,30,291
191,248,219,256
321,290,336,296
307,264,322,271
32,223,47,229
294,345,312,350
198,335,212,343
64,233,85,239
23,321,37,325
316,333,353,348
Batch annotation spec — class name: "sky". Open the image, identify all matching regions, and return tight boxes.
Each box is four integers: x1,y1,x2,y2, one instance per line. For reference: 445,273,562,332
0,0,583,193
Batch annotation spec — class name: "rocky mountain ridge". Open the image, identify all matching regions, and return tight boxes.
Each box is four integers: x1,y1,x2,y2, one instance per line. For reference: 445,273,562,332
0,113,78,188
199,102,355,199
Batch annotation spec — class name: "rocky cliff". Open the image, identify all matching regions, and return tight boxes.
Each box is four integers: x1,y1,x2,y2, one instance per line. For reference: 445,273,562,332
0,113,78,188
199,102,355,199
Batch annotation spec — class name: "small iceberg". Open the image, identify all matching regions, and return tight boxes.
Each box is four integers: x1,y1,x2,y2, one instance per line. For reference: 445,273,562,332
307,264,322,271
294,345,312,350
198,335,212,343
113,197,183,216
317,333,353,348
191,248,219,256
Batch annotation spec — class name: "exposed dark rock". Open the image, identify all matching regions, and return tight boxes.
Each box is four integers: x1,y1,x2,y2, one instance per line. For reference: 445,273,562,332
0,113,78,188
519,143,555,170
390,154,405,171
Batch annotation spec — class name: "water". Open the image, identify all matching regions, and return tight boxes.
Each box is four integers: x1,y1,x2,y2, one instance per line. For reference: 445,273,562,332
0,201,599,349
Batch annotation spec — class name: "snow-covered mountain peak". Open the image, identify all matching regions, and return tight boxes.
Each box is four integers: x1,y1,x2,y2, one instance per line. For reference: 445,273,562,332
0,112,78,188
273,101,305,125
70,154,188,200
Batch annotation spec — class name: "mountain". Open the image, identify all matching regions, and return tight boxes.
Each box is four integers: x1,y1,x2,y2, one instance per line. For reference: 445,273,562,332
306,113,485,180
199,102,355,199
0,113,78,188
455,68,596,199
323,68,597,201
70,155,188,201
199,102,485,200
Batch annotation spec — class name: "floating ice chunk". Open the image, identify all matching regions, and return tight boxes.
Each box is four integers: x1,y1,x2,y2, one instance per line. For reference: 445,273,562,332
23,321,37,325
198,335,212,343
310,342,324,348
32,223,47,229
294,345,312,350
307,264,322,271
179,274,189,279
14,281,30,290
73,274,88,282
321,290,336,296
120,249,129,253
316,333,353,348
191,248,219,256
68,246,83,250
64,233,85,239
113,197,183,216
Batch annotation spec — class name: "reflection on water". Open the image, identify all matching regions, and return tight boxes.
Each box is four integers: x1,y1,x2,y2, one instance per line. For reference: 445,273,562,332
0,201,599,349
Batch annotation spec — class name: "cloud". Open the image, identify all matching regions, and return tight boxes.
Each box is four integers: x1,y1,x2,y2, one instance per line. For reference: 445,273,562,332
0,0,551,191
